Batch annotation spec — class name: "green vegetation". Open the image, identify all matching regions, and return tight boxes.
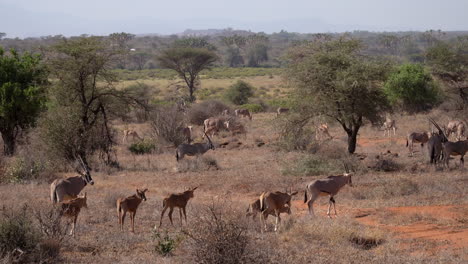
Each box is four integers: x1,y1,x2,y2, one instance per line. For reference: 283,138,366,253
384,63,441,112
224,80,254,105
128,140,156,155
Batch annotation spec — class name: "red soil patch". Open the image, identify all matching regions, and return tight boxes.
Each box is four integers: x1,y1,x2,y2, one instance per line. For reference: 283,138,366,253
358,137,406,147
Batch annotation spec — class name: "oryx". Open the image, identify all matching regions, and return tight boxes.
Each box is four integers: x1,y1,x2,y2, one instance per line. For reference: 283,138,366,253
175,133,215,161
276,107,290,117
429,118,468,169
50,157,94,203
406,132,431,156
383,117,397,137
259,189,298,232
445,120,466,141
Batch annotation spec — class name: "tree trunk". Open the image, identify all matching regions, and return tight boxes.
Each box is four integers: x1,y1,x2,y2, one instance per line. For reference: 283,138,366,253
188,84,196,103
346,128,360,154
2,130,16,156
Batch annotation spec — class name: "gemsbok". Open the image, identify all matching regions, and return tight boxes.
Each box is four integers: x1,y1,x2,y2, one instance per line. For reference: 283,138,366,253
203,117,226,138
122,129,143,143
180,126,193,144
430,118,468,169
304,165,353,218
315,123,333,140
406,132,431,156
175,133,215,161
224,120,247,137
427,132,445,166
117,188,148,233
234,109,252,120
50,157,94,203
246,198,291,220
159,187,198,227
259,189,298,232
60,193,88,237
445,120,466,141
276,107,290,117
383,117,397,137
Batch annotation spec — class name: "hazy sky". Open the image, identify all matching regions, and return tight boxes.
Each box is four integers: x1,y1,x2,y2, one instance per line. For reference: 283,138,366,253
1,0,467,38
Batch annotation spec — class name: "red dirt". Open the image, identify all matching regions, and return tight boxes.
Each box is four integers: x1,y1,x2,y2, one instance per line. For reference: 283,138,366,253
358,137,406,147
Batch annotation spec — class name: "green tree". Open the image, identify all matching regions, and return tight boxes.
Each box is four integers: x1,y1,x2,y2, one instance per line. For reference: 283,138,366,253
224,80,254,105
384,63,441,113
425,38,468,109
42,37,142,165
0,48,48,155
157,39,218,102
285,37,391,153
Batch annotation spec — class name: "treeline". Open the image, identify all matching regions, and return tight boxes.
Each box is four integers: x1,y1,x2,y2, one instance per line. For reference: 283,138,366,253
1,29,467,70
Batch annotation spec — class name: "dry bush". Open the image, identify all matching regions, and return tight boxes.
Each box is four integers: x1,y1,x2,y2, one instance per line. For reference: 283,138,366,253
366,157,403,172
150,105,186,147
176,156,219,173
187,100,230,125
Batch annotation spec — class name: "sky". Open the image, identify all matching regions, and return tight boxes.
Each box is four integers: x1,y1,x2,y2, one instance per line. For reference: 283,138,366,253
1,0,467,38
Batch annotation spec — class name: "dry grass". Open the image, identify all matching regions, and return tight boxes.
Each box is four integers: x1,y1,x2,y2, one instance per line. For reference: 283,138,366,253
0,109,467,263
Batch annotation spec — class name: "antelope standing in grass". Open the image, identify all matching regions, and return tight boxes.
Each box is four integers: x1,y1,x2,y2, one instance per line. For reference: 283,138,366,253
406,132,431,156
246,198,291,220
60,193,87,237
445,120,466,141
224,120,247,138
50,157,94,203
122,129,143,143
203,117,226,138
315,123,333,140
159,187,198,227
259,189,298,232
427,132,445,165
180,126,193,144
276,107,289,117
383,117,397,137
304,165,353,218
117,189,148,233
175,133,215,161
430,118,468,169
234,109,252,120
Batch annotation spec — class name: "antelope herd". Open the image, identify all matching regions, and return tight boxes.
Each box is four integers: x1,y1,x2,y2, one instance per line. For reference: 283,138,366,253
45,110,466,236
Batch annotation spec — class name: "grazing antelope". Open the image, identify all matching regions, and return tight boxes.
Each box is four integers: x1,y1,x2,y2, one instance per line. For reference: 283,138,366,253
50,157,94,203
60,193,87,237
175,133,215,161
276,107,289,117
159,187,198,227
117,189,148,233
224,120,247,137
246,198,291,221
234,109,252,120
315,123,333,140
304,165,353,218
122,129,143,143
445,120,466,141
180,126,193,144
430,118,468,169
406,132,431,156
382,117,397,137
203,117,226,138
259,189,298,232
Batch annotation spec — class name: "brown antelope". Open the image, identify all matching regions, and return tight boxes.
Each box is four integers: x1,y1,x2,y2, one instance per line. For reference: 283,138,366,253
203,117,226,138
159,187,198,227
50,157,94,203
234,109,252,120
430,118,468,169
445,120,466,141
117,189,148,233
259,189,298,232
122,129,143,143
246,198,291,220
315,123,333,140
304,165,353,218
406,132,431,156
60,193,88,237
180,126,193,144
224,120,247,137
383,117,397,137
276,107,289,117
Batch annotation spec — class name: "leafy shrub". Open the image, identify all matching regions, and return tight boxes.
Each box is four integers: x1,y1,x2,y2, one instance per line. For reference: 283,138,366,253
151,229,180,256
128,140,155,155
187,100,230,126
224,80,254,105
282,155,341,176
3,157,44,183
240,103,265,113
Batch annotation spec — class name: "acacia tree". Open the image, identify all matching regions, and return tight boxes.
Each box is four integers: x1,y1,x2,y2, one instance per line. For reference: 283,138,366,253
42,37,142,166
157,38,218,102
0,48,48,155
285,37,391,153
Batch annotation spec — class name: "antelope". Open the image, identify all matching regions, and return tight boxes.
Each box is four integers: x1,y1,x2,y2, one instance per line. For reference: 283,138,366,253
117,189,148,233
446,121,466,141
122,129,143,143
60,193,87,237
304,165,353,218
259,189,298,232
315,123,333,140
383,117,397,137
175,133,215,161
50,157,94,203
159,187,198,227
180,126,193,144
234,109,252,120
246,198,291,220
276,107,289,117
406,132,431,156
224,120,247,137
430,118,468,169
203,117,226,138
427,132,445,165
222,109,230,116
